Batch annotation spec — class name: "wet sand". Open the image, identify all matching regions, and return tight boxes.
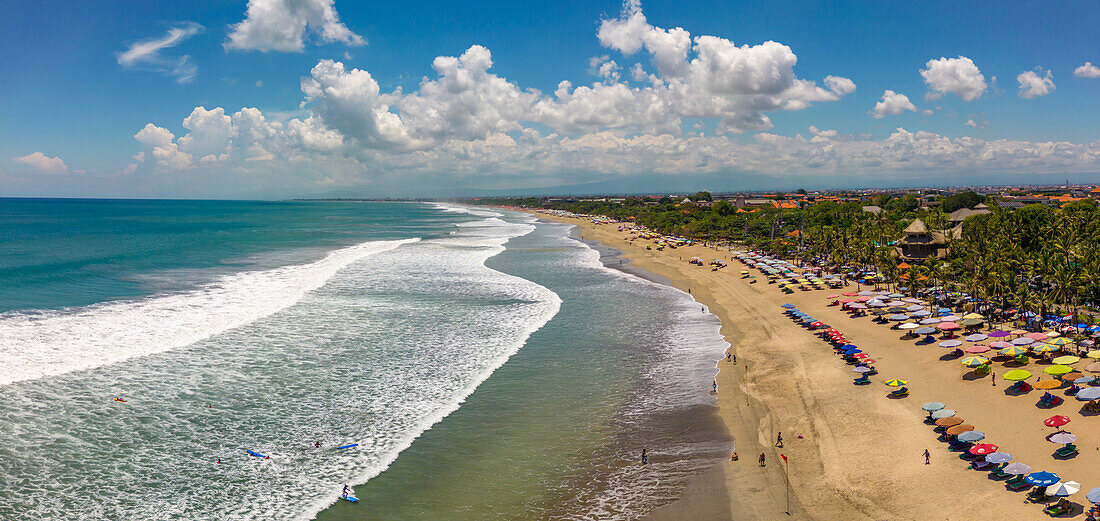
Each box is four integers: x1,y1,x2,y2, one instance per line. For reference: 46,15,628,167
530,211,1090,521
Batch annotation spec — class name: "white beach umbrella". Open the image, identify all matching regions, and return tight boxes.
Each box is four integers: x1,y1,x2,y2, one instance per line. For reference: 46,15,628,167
1047,481,1081,497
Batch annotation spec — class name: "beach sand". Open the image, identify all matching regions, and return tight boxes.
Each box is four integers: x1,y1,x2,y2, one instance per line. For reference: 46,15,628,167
529,211,1094,521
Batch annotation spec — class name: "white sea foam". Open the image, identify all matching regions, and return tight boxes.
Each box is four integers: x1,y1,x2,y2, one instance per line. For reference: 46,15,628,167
0,238,418,386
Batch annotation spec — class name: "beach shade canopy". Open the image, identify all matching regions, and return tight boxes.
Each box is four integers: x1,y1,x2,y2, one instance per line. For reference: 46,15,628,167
965,334,989,342
988,330,1011,338
963,312,984,320
1002,369,1033,381
1048,338,1073,346
1010,329,1029,336
1048,432,1077,444
990,340,1014,349
999,345,1030,356
843,348,862,354
1087,488,1100,504
920,318,942,325
899,322,921,330
911,310,932,318
853,353,869,359
906,304,924,312
884,379,908,387
969,443,997,455
935,417,964,427
1073,376,1096,385
941,315,962,322
1044,415,1072,428
938,322,960,330
1004,462,1033,475
888,306,907,313
781,303,795,309
842,292,857,297
847,303,867,310
852,366,873,373
931,409,957,419
1034,379,1063,390
915,327,937,335
1026,472,1060,486
946,424,975,436
1047,481,1081,497
888,314,909,321
1087,362,1100,373
858,290,875,296
1087,350,1100,359
964,345,991,354
1076,387,1100,401
867,301,888,308
1032,344,1062,354
922,402,946,412
826,294,839,299
986,452,1013,464
1026,332,1050,341
1012,337,1036,345
1053,355,1081,365
960,318,984,327
960,356,990,367
1045,365,1073,376
939,340,963,348
958,430,986,442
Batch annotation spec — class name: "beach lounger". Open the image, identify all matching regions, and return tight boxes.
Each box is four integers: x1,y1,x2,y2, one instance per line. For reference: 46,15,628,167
889,387,909,398
1009,381,1032,392
1014,354,1029,365
853,376,870,385
1055,444,1078,457
1027,488,1049,502
1007,480,1032,492
989,464,1010,479
1005,474,1027,485
1045,498,1071,516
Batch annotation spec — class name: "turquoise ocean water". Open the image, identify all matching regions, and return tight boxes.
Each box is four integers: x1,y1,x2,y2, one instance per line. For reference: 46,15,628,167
0,199,729,520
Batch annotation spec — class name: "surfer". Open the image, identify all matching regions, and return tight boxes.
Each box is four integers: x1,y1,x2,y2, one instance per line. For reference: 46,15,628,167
315,441,321,448
342,484,350,498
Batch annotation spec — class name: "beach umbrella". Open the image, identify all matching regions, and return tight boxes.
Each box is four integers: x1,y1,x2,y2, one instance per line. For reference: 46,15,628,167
883,379,908,387
938,322,960,330
1044,415,1071,428
990,340,1014,349
888,314,909,321
958,431,986,442
1088,362,1100,373
965,333,988,342
1010,329,1029,336
1002,369,1032,381
1045,365,1073,376
915,327,937,335
1004,462,1032,475
867,300,887,308
1087,350,1100,359
911,310,932,318
963,312,984,320
781,303,795,309
986,452,1013,464
920,318,941,325
921,402,946,412
1048,432,1077,444
1047,481,1081,497
888,306,907,313
906,304,924,312
1032,344,1062,354
935,417,963,427
899,322,920,330
939,340,963,348
960,356,990,367
1073,376,1096,385
1048,338,1073,346
853,353,869,359
1034,379,1062,390
847,303,867,310
852,366,872,373
889,293,906,298
1053,355,1081,365
842,292,857,297
858,290,874,296
1026,472,1060,487
1076,387,1100,401
1012,337,1036,346
946,424,975,436
1026,332,1050,341
826,294,839,299
960,318,984,327
964,345,991,354
988,330,1011,338
941,315,962,322
969,443,997,455
999,345,1029,356
931,409,957,419
1087,488,1100,504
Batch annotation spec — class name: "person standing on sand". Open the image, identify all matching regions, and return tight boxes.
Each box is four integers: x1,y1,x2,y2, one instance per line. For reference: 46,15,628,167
992,372,996,387
726,352,731,362
775,432,783,448
923,449,930,464
758,453,766,467
712,380,718,393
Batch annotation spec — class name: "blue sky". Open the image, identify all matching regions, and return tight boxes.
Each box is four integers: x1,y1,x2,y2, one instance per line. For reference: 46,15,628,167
2,0,1099,198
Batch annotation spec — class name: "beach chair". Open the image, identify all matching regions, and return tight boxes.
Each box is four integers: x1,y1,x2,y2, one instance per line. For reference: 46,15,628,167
1005,474,1028,487
1014,354,1029,365
889,387,909,398
1045,498,1071,516
1009,381,1032,393
947,440,971,452
989,464,1010,479
1027,487,1050,502
975,364,991,376
853,376,871,385
1055,443,1079,457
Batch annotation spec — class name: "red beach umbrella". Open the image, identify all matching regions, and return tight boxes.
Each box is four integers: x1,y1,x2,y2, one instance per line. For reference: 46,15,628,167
853,353,869,359
969,443,998,455
842,292,857,297
1044,415,1071,428
938,322,960,330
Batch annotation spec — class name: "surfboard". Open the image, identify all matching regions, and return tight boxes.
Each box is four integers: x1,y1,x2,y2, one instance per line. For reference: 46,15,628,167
342,495,359,503
336,444,358,450
247,450,267,458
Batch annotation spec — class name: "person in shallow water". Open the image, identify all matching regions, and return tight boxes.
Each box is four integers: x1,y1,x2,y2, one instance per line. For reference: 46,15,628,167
641,448,647,465
315,441,321,448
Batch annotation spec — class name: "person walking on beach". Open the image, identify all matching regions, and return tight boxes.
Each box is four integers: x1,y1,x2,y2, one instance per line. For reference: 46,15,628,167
923,449,930,465
712,380,718,393
758,452,766,467
641,448,647,465
775,432,783,448
726,352,731,362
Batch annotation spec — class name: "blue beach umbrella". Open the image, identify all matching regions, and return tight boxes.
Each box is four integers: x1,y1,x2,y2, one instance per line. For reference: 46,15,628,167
957,431,985,442
1086,487,1100,504
1076,387,1100,401
888,314,909,321
1073,376,1096,385
841,344,858,350
921,402,946,412
843,348,862,355
915,327,937,335
781,303,795,309
986,452,1013,464
1026,472,1060,486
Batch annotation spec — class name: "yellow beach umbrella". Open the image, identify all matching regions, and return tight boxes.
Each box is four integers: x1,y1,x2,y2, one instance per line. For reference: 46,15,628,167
1032,344,1061,354
1047,332,1061,338
1000,345,1030,356
963,313,984,320
1003,369,1032,381
884,379,908,387
1053,355,1081,365
1045,365,1073,376
1047,337,1072,346
961,356,990,367
1087,350,1100,359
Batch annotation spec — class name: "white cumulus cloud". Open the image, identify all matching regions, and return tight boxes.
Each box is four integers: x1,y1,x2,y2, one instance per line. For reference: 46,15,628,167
117,22,203,83
225,0,365,52
1074,61,1100,79
1017,68,1054,98
920,56,987,101
824,75,856,96
14,152,69,174
871,90,916,118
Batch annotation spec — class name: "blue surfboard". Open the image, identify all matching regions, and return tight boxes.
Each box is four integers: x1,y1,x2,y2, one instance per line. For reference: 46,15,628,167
342,495,359,503
247,450,267,458
337,444,358,450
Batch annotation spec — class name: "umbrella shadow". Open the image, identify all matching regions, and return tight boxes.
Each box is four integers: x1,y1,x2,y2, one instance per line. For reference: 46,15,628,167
962,371,989,381
940,352,963,361
1051,451,1078,460
1078,405,1100,417
1003,387,1031,397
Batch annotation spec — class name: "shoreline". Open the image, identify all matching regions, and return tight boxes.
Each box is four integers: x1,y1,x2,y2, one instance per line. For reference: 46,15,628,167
526,210,1062,521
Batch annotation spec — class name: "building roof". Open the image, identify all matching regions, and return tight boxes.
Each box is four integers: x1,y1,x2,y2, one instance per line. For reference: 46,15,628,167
862,205,884,215
948,207,991,222
903,218,929,234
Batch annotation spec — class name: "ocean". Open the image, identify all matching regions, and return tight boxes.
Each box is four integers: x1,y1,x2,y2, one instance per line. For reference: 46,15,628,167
0,199,730,521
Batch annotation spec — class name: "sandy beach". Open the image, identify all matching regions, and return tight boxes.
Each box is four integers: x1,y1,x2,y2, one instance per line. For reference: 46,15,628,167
528,210,1097,521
